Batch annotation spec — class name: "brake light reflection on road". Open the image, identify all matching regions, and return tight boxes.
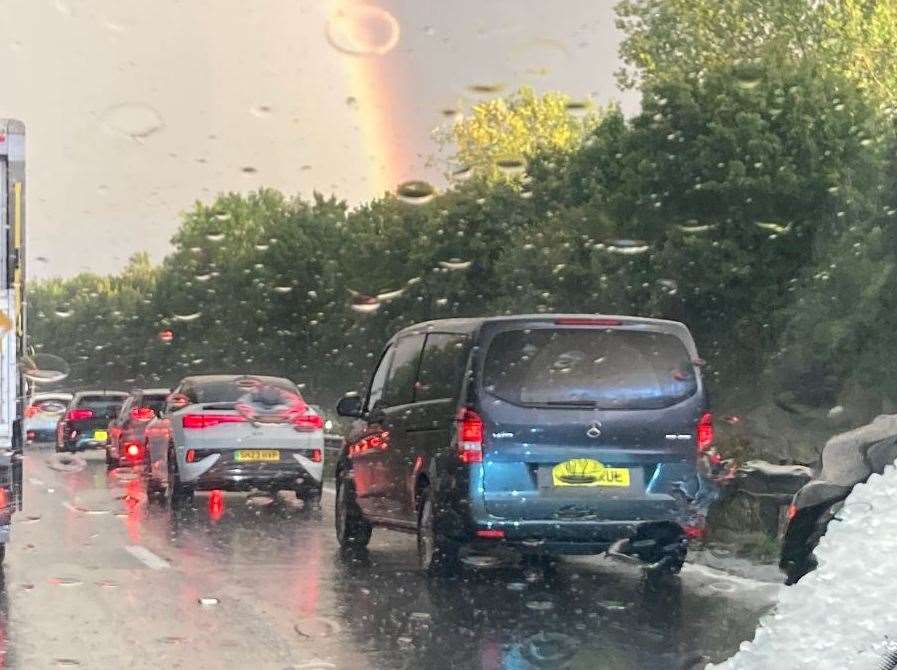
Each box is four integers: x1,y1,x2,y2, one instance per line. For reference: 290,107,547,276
208,490,224,521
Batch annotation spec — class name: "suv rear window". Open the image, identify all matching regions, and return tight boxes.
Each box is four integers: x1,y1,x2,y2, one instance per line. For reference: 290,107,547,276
482,328,698,410
77,396,126,416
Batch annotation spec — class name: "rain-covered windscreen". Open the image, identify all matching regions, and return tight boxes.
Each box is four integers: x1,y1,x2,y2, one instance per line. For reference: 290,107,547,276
483,328,697,410
77,396,126,416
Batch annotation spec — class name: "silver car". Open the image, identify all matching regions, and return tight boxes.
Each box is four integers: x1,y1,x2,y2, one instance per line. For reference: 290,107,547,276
144,375,325,507
24,392,72,443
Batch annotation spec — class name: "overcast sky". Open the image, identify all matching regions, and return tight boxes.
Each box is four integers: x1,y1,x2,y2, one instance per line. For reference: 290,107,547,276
0,0,637,279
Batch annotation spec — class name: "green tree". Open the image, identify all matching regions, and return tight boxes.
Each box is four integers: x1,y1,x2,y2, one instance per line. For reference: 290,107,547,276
615,0,897,106
448,87,601,181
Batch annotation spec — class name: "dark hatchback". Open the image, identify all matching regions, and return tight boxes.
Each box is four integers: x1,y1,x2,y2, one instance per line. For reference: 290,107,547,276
55,391,128,452
334,314,711,574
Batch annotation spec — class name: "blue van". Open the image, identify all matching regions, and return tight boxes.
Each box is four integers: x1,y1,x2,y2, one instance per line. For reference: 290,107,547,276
334,315,710,574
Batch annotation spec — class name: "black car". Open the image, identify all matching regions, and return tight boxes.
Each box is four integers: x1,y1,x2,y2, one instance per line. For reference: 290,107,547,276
55,391,128,453
105,388,169,468
334,314,710,574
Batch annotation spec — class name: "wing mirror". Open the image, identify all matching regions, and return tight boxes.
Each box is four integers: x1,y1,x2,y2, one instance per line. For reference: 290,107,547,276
336,392,363,418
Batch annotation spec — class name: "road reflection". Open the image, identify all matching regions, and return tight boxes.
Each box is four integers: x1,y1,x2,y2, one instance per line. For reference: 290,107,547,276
32,449,764,669
330,552,703,670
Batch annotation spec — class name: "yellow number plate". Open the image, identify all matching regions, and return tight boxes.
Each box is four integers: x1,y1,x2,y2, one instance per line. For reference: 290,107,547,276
235,450,280,462
94,430,108,442
552,458,630,487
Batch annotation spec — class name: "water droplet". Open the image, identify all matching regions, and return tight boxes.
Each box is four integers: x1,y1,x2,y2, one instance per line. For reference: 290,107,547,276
565,100,590,117
460,554,502,568
294,617,341,638
468,83,505,95
172,312,201,323
96,579,119,588
255,243,269,251
100,103,165,141
676,222,716,234
450,165,472,181
828,405,844,418
607,239,649,255
496,157,526,176
350,295,381,314
250,105,271,118
54,308,73,318
438,258,472,271
54,659,80,667
206,231,225,242
525,599,555,611
376,288,405,302
49,577,82,587
326,4,400,56
22,353,71,383
241,166,258,175
273,286,293,294
755,221,792,234
397,180,435,204
198,597,219,606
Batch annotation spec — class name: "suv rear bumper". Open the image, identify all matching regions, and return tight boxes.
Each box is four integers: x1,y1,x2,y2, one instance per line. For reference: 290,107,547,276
189,459,323,495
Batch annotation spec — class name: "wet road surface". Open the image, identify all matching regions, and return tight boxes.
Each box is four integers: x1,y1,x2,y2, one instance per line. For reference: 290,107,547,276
0,446,779,669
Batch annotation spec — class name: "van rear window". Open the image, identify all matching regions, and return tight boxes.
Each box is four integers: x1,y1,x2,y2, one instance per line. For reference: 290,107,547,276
482,328,698,410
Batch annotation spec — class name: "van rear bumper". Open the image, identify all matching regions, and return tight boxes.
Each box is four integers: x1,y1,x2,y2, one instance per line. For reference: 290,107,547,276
462,518,690,555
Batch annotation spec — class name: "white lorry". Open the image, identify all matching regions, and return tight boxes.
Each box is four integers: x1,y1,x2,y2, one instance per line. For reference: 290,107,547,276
0,120,26,562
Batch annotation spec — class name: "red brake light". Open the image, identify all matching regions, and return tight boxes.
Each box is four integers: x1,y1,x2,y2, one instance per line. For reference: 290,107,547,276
310,448,322,463
0,487,8,509
476,529,505,539
457,408,484,464
67,408,94,421
291,409,324,431
787,503,798,521
697,411,713,452
554,318,622,326
185,449,196,463
182,413,246,429
25,404,39,418
124,442,141,459
130,407,155,422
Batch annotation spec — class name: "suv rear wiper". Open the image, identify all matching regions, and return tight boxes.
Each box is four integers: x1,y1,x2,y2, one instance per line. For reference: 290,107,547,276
540,400,600,408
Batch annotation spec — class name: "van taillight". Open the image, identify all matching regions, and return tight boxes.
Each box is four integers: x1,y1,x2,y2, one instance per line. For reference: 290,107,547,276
697,412,713,452
66,408,94,421
457,408,483,464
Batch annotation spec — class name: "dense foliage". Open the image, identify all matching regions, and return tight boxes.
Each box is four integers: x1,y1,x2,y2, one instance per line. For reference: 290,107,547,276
26,2,897,454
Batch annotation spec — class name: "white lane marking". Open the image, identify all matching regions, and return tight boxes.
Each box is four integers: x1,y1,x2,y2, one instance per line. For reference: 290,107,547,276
61,501,79,512
125,545,170,570
322,485,336,496
28,477,44,486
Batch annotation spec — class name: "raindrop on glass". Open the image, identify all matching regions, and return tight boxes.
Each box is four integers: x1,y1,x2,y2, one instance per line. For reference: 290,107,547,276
397,180,435,205
325,4,400,56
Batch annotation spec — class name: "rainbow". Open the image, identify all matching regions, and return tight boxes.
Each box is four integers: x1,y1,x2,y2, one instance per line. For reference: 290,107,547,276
331,0,418,198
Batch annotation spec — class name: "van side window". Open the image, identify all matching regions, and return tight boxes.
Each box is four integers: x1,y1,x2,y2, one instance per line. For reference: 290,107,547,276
366,345,394,411
415,334,470,402
382,334,425,407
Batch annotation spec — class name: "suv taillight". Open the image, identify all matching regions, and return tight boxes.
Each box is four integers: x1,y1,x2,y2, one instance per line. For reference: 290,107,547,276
697,411,713,452
456,408,484,464
66,408,94,421
182,414,246,429
291,409,324,431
